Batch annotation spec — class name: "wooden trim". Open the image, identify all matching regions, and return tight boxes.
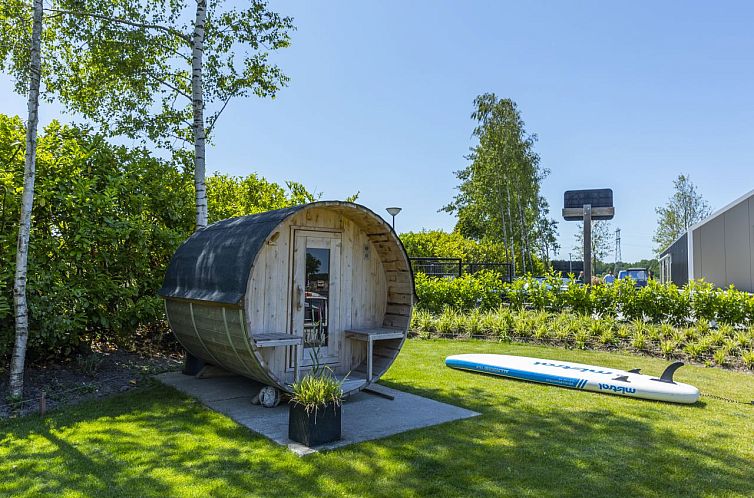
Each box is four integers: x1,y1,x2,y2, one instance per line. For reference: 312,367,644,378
189,302,222,366
222,307,250,375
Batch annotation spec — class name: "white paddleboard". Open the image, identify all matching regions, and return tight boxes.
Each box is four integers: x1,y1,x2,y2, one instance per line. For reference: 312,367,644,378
445,354,700,404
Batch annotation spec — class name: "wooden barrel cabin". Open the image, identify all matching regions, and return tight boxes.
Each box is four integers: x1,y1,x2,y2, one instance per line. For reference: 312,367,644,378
159,201,415,395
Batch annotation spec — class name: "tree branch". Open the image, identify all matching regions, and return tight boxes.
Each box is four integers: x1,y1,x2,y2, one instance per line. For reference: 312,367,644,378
42,8,191,43
145,71,191,100
206,94,233,135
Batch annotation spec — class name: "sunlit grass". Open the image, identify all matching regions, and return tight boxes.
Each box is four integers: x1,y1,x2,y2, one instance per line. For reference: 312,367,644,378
2,339,753,497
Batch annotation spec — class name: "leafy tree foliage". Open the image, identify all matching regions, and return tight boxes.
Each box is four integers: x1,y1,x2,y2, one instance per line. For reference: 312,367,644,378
206,173,317,223
400,230,508,263
443,94,557,275
653,174,711,253
40,0,294,229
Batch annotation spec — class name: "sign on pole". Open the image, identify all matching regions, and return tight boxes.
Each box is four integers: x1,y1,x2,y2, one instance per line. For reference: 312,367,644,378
562,189,615,284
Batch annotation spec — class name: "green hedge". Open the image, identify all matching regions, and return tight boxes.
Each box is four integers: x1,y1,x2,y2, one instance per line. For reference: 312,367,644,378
414,271,505,314
415,271,754,327
0,116,315,359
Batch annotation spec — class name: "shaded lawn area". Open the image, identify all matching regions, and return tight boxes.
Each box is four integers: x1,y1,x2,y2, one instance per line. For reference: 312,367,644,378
2,339,753,497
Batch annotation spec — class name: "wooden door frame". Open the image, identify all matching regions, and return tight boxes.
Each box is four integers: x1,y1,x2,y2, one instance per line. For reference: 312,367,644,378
288,228,343,370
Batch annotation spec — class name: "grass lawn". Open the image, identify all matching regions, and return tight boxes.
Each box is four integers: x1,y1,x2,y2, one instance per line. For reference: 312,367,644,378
2,339,753,497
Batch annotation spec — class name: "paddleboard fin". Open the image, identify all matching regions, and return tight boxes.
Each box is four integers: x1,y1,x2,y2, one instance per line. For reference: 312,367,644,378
628,368,641,374
651,361,684,384
612,375,630,383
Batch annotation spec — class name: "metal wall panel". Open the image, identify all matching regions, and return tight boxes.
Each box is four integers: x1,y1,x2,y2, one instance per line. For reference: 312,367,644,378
698,215,726,287
750,197,754,292
723,200,752,291
670,233,688,286
693,230,702,280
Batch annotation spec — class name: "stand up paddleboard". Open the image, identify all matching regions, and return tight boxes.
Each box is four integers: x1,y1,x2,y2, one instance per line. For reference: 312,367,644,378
445,354,700,404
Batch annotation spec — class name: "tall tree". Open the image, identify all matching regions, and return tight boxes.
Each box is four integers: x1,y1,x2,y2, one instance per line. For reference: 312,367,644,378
443,94,553,274
0,0,44,398
653,174,711,252
45,0,294,229
574,220,612,275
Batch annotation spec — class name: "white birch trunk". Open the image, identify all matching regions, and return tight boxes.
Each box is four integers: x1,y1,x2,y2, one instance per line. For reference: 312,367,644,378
506,186,516,277
191,0,208,230
9,0,43,399
516,192,527,274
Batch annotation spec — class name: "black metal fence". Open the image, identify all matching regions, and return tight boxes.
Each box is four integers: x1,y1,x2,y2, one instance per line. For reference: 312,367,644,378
409,257,513,283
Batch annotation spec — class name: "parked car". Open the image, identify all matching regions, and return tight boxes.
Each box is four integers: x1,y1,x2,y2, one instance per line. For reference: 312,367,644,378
618,268,649,288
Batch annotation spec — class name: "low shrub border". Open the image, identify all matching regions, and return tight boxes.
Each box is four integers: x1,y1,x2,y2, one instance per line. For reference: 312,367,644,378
410,308,754,370
415,271,754,327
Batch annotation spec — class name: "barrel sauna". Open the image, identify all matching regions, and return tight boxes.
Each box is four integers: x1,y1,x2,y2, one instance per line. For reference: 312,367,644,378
159,201,415,396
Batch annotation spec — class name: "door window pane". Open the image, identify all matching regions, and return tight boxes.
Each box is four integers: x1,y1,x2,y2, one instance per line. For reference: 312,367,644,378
304,247,330,348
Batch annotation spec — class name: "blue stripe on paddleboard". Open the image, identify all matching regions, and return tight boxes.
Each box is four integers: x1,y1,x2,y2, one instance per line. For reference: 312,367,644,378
446,358,586,390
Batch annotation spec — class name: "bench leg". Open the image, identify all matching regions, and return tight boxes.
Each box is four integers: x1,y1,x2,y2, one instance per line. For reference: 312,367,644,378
367,338,373,382
293,344,300,382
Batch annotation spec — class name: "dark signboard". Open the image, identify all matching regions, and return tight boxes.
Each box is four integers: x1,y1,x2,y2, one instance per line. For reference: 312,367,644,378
564,189,613,209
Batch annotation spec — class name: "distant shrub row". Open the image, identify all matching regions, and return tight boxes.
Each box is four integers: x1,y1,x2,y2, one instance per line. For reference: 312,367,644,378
414,271,754,327
411,308,754,370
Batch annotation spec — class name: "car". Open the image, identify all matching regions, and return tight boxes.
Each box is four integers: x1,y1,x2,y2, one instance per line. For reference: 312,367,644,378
618,267,649,288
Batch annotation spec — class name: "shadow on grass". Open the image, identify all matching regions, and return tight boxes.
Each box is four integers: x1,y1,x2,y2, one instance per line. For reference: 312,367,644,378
1,381,752,497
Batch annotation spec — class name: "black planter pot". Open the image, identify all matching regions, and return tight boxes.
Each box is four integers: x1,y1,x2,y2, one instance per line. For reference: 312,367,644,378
288,401,342,447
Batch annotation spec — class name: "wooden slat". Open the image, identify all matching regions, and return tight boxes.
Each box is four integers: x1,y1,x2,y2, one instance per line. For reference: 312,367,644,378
383,314,409,328
387,291,412,304
386,303,411,316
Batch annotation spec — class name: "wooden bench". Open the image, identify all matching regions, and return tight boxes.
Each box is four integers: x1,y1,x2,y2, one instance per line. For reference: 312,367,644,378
252,333,303,382
345,328,405,382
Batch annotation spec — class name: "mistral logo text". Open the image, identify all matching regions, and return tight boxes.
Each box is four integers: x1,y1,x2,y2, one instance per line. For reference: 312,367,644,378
533,361,613,376
598,383,637,394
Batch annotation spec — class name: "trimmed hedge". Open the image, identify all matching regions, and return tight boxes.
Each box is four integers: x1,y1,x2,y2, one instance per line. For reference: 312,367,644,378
415,272,754,327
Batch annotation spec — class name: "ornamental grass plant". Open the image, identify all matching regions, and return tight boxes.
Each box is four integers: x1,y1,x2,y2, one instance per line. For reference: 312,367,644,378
290,370,344,415
411,307,754,370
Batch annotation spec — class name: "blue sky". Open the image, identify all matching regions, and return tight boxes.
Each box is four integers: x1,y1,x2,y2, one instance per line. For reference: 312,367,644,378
2,1,753,262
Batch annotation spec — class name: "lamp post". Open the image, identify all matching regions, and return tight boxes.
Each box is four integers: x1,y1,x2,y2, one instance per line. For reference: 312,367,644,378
386,207,402,230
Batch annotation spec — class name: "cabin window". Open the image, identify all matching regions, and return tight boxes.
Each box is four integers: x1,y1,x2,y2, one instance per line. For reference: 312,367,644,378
304,247,330,348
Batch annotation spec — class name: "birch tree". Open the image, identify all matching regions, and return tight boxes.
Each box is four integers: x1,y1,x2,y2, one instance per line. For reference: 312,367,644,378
45,0,293,229
0,0,43,398
653,174,711,253
444,94,552,275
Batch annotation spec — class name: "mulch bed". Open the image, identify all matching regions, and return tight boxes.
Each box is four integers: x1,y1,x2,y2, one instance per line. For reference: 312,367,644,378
0,349,183,419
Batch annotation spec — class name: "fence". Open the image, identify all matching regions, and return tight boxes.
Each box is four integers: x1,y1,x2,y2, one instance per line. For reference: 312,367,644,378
409,257,513,283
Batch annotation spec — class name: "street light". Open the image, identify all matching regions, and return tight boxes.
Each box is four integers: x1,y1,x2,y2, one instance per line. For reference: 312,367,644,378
386,207,402,230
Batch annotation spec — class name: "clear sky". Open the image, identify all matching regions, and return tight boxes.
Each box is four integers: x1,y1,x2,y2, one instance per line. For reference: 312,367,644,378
2,1,753,262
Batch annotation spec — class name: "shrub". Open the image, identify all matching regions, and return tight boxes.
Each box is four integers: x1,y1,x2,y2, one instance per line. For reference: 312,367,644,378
414,271,504,314
743,350,754,369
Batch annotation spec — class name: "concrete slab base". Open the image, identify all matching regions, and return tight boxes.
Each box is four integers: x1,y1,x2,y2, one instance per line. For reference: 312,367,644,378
155,372,480,456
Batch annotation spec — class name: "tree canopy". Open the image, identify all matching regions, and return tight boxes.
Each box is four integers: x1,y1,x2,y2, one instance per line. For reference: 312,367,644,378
443,94,557,275
653,174,711,253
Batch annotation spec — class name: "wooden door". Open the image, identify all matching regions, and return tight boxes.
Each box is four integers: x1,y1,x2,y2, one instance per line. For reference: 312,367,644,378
291,230,342,368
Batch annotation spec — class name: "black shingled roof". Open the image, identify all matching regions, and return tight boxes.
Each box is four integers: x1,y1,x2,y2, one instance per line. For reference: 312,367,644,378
159,204,305,304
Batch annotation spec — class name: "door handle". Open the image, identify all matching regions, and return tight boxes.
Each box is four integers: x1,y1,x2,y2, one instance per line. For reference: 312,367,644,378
295,284,304,310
